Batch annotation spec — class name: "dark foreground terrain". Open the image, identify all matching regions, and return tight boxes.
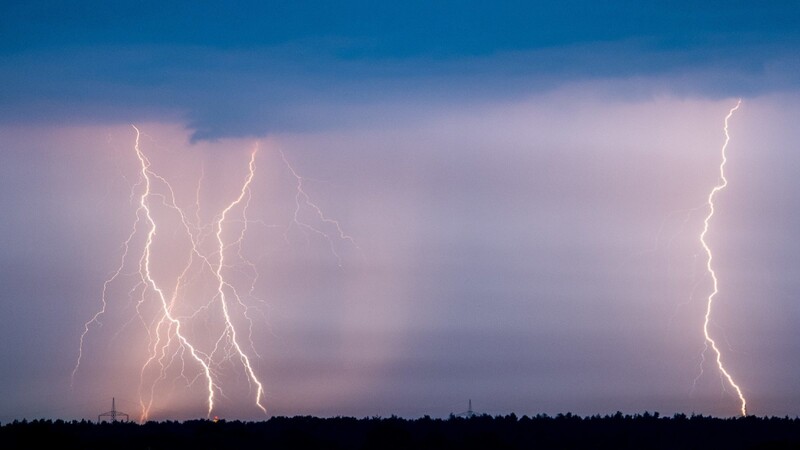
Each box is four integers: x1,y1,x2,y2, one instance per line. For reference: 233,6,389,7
2,413,799,449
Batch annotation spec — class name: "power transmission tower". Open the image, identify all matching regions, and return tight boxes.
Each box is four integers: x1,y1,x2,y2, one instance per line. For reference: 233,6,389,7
98,397,129,422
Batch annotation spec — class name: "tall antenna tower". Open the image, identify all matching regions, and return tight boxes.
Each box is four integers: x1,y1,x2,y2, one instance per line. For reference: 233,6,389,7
456,399,476,418
98,397,129,422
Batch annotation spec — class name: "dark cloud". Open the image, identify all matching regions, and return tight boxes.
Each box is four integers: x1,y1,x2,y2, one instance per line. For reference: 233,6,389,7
3,1,799,55
1,2,799,139
0,40,798,140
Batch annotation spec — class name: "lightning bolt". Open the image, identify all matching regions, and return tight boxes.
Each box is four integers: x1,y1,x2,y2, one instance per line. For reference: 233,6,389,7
131,125,219,421
698,99,747,416
280,149,360,267
74,127,358,421
74,126,268,421
210,149,266,414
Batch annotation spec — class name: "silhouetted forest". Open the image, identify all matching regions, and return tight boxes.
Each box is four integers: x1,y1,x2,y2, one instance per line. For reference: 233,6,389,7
2,412,799,449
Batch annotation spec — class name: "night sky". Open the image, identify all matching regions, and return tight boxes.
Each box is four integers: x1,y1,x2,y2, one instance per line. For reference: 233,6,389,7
1,1,799,421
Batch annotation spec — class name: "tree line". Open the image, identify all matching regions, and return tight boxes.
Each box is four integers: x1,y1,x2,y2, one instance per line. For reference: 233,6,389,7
2,412,799,449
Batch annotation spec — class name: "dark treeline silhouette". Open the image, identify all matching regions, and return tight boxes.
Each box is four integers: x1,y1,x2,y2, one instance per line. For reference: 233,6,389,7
2,412,799,449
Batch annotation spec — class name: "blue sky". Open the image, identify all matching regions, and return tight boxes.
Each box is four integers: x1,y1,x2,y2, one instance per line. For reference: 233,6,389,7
1,2,799,421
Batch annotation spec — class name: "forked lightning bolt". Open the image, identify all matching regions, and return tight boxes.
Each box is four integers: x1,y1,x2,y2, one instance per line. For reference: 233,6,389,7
280,149,360,266
132,125,219,420
210,149,266,415
698,99,747,416
73,126,357,421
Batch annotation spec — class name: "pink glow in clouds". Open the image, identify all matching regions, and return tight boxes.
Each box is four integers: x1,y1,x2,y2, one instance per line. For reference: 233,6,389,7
1,91,799,420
